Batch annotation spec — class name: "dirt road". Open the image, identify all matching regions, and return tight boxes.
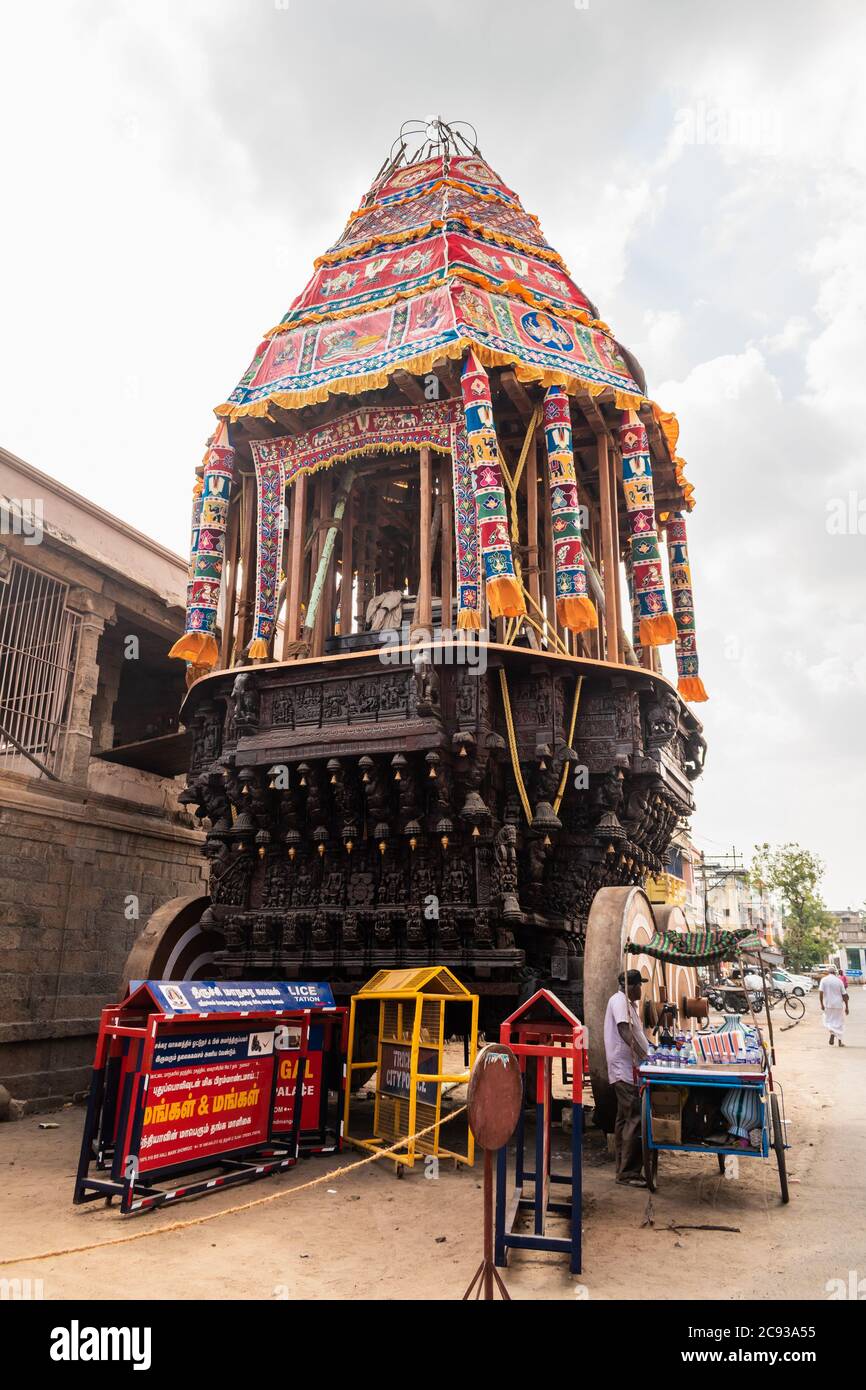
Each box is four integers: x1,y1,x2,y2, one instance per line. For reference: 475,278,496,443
1,989,863,1301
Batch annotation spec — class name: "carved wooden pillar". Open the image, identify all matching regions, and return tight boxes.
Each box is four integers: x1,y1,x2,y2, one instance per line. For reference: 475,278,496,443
219,493,241,669
341,487,354,636
440,456,454,632
283,470,307,656
312,476,333,658
413,446,433,634
236,470,258,658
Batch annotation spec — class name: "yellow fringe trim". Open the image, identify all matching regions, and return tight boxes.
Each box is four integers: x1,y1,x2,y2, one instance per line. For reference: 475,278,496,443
556,594,598,634
247,637,270,660
456,608,482,630
678,675,709,703
215,339,647,422
486,574,526,621
650,400,696,512
454,268,607,333
315,213,567,272
639,612,678,648
267,266,613,340
344,177,533,227
169,632,218,668
266,276,449,336
315,220,443,268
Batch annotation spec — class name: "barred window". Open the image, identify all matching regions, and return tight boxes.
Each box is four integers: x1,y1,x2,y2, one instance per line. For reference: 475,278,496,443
0,558,80,778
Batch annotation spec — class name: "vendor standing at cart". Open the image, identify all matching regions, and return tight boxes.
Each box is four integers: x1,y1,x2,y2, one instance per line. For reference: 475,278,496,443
603,968,650,1187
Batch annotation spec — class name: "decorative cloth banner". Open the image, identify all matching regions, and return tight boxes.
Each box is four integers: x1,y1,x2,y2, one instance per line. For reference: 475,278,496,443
665,511,708,702
618,411,676,647
624,550,644,666
251,399,461,486
542,386,597,633
247,451,287,660
451,420,481,629
460,350,525,620
169,420,236,670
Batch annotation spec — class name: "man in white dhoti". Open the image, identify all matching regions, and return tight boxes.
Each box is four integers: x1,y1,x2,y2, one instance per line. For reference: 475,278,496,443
819,967,849,1046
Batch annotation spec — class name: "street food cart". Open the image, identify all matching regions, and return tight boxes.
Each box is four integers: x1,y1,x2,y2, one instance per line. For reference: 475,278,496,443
627,928,790,1204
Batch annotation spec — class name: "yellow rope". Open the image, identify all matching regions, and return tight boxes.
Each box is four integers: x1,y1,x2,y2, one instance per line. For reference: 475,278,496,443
521,583,570,656
0,1105,467,1269
553,675,584,816
498,667,533,824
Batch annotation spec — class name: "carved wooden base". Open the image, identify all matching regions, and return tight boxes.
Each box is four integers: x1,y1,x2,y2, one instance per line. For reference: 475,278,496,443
178,646,703,1008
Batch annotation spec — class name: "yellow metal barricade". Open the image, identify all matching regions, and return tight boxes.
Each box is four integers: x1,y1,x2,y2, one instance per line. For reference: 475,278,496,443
344,966,478,1169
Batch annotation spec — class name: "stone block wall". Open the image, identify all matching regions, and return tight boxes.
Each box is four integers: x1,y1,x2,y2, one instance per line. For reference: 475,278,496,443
0,771,206,1109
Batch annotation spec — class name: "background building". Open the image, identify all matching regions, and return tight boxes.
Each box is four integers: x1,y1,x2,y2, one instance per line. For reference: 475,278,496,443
0,446,206,1111
830,909,865,979
701,849,785,963
645,820,706,928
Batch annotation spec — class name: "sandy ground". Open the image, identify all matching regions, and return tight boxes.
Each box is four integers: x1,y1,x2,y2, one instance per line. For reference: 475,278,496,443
1,989,863,1301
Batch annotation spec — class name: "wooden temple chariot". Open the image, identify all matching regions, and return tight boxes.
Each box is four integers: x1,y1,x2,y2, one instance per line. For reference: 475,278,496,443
164,120,708,1101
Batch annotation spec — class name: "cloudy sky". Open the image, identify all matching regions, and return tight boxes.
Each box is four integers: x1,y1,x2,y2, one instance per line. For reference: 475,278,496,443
2,0,863,905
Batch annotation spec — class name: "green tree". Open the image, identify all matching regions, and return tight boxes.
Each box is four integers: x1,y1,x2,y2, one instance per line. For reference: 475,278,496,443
750,843,838,972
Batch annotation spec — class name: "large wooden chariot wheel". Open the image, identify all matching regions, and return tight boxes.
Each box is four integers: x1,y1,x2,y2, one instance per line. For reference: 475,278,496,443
583,888,698,1130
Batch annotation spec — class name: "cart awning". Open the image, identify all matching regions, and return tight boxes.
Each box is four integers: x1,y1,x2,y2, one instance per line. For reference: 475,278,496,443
626,926,758,965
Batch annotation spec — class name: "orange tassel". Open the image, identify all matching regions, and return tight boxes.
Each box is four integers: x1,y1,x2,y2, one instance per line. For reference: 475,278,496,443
246,637,270,660
639,612,678,648
168,631,218,668
678,675,709,703
556,594,598,634
456,608,482,631
486,575,526,620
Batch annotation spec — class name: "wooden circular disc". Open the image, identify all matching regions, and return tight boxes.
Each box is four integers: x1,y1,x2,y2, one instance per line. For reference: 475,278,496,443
467,1043,523,1150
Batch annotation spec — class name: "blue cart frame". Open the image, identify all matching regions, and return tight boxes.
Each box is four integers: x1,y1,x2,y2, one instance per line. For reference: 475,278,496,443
640,1065,790,1202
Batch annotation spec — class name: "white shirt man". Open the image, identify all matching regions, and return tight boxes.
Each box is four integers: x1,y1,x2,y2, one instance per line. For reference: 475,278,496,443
603,969,649,1186
819,970,848,1046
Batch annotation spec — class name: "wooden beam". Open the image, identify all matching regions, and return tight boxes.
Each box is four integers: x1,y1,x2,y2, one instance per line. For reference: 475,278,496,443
500,369,535,422
432,359,460,398
393,370,427,405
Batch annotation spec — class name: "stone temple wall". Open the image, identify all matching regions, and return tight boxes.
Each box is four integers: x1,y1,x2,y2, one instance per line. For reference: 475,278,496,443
0,771,205,1110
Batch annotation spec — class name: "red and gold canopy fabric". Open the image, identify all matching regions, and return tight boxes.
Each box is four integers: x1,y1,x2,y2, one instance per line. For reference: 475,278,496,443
217,151,645,419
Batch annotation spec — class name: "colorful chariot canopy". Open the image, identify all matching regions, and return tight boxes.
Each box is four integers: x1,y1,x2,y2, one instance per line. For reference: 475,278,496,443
170,125,705,699
217,147,648,419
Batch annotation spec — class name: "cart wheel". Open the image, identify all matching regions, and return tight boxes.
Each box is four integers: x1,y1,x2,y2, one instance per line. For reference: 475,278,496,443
641,1092,658,1192
784,995,805,1023
770,1094,789,1204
